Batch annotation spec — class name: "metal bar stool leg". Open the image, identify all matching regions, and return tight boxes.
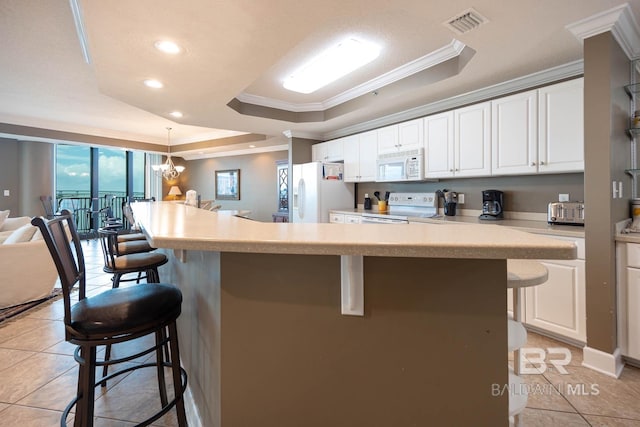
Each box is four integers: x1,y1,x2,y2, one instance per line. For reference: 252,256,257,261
169,321,188,426
76,345,97,427
155,330,169,407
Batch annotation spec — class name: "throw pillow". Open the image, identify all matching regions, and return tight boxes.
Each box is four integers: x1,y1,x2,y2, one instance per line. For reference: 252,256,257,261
31,227,43,241
0,210,9,230
3,223,37,244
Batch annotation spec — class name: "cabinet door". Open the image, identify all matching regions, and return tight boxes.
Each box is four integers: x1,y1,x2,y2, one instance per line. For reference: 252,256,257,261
538,78,584,173
342,136,360,182
377,124,399,154
627,267,640,359
398,118,424,152
491,90,538,175
454,102,491,177
424,112,454,178
311,143,327,162
525,259,586,342
358,131,378,182
327,138,344,162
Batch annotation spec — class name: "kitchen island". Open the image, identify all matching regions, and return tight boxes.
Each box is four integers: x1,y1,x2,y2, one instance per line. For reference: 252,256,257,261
132,201,576,427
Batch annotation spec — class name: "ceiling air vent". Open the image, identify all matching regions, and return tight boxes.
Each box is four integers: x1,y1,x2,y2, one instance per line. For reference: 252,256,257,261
444,8,488,35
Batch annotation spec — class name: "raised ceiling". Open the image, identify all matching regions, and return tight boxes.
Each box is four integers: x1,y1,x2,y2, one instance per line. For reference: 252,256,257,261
0,0,638,158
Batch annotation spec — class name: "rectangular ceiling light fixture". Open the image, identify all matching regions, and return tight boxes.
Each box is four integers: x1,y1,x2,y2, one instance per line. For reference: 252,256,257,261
283,37,381,94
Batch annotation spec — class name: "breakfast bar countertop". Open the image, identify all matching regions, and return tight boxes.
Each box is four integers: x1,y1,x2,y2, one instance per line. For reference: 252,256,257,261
133,201,577,260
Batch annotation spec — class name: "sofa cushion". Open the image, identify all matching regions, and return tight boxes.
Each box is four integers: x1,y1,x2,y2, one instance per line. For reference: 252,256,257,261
3,223,38,244
0,210,9,230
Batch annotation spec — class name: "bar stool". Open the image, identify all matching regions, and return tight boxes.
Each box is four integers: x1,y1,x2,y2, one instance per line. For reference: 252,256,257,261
98,228,167,287
32,210,187,427
506,259,549,425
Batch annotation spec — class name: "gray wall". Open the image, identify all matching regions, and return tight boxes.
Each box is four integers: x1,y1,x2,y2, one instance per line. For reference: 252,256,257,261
584,32,631,354
185,150,288,222
358,173,584,213
0,138,20,214
0,138,54,217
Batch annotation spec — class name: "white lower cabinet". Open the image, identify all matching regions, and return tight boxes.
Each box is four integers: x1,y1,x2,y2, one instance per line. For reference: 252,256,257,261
524,258,586,342
508,235,586,343
620,242,640,360
330,212,362,224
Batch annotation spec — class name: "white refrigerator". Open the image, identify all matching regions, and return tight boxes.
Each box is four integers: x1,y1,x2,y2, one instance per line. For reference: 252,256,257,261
292,162,354,223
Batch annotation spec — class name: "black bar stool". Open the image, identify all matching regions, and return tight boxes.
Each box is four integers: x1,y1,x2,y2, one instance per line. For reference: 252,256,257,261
32,210,188,427
98,228,167,287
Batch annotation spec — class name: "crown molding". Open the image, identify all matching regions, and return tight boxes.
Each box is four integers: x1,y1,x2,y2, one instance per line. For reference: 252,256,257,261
237,39,466,113
282,129,322,140
566,3,640,60
322,60,584,141
180,144,288,160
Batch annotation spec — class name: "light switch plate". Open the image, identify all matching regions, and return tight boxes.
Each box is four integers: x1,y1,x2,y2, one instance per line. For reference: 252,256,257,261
458,193,465,204
559,193,569,202
3,190,9,197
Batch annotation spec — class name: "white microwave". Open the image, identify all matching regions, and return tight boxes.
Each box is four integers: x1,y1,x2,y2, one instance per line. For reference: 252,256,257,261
376,148,424,182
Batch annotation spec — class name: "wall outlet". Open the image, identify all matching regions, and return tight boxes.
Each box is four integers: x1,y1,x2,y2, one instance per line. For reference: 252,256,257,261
559,193,569,202
457,193,465,204
3,190,9,197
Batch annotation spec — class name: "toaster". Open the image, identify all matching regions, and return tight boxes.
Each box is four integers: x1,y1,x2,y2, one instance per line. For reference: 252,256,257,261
547,202,585,225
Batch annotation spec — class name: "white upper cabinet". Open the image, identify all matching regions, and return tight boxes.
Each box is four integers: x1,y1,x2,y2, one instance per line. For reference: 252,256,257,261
344,133,376,182
312,138,344,162
491,90,538,175
538,78,584,173
397,118,424,151
358,131,378,182
378,119,424,154
424,111,455,178
311,143,327,162
454,101,491,177
376,124,399,154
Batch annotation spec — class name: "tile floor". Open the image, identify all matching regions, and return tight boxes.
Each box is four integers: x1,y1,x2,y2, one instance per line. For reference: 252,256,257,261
1,239,640,426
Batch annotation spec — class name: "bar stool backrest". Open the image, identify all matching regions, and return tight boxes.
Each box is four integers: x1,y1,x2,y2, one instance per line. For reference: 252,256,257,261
98,228,120,268
31,209,87,338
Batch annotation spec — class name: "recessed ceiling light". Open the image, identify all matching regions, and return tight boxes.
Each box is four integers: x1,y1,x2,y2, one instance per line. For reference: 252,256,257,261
283,37,381,94
169,111,183,118
154,40,181,54
143,79,164,89
249,145,256,148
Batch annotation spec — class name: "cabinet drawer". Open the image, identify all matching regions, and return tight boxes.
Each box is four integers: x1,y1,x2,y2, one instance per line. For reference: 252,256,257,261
627,243,640,268
344,215,362,224
329,213,345,223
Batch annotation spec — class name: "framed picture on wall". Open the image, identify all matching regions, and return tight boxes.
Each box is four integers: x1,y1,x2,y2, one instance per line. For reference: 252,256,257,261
215,169,240,200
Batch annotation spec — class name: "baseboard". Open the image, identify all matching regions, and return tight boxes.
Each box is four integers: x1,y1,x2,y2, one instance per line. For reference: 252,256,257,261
582,346,624,378
184,384,203,427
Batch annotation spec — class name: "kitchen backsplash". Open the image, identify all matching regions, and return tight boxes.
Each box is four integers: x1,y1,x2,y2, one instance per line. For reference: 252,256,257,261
357,173,584,213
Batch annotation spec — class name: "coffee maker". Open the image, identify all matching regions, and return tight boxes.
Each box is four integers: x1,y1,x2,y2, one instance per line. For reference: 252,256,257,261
479,190,504,220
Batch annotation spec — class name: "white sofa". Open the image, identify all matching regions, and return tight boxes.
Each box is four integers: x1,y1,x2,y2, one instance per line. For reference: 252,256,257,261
0,212,58,309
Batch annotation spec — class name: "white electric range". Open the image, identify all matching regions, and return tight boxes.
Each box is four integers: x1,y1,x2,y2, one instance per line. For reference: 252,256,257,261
361,192,438,224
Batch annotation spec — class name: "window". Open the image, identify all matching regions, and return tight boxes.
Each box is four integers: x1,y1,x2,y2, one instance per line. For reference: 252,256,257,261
276,161,288,212
98,148,126,198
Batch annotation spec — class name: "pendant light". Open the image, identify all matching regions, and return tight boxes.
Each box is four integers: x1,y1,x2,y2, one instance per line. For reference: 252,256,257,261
152,127,185,180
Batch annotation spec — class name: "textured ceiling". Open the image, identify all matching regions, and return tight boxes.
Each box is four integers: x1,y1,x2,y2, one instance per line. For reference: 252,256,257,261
0,0,638,157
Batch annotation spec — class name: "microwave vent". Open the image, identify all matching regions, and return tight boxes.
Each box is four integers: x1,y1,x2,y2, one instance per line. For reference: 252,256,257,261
444,8,489,35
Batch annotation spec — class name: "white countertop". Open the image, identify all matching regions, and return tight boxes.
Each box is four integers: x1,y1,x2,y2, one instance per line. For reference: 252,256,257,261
332,208,585,238
133,202,576,260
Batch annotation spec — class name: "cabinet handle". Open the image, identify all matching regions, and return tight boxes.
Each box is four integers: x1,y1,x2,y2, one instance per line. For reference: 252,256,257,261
540,161,545,165
449,169,454,172
530,162,536,166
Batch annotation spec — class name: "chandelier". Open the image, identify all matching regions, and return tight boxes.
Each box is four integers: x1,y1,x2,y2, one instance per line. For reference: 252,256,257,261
152,127,185,180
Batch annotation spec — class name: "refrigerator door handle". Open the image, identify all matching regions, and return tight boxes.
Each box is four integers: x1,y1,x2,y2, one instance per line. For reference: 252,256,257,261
298,178,305,220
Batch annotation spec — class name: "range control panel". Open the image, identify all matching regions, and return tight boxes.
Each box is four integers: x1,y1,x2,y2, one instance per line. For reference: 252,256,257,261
387,193,437,208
